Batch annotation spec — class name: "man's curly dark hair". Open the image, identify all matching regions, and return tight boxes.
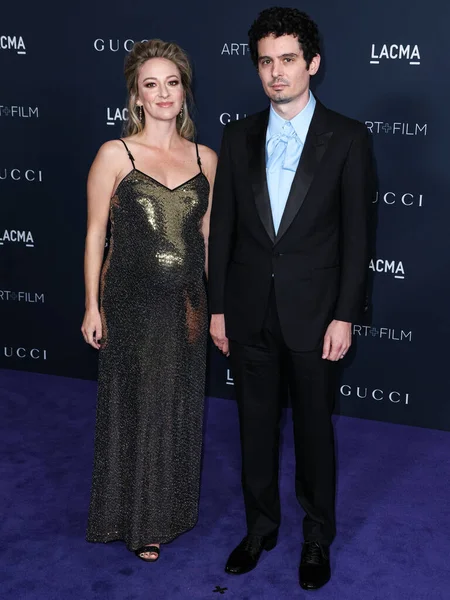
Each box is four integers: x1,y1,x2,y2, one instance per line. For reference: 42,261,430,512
248,7,321,69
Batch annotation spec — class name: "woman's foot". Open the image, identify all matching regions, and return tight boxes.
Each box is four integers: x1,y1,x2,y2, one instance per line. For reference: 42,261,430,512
135,543,160,562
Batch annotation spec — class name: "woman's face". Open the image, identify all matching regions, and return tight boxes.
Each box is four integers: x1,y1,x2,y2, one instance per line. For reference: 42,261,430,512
136,57,184,124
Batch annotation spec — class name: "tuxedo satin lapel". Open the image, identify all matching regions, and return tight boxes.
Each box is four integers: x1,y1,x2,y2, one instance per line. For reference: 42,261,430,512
247,110,275,244
276,103,333,243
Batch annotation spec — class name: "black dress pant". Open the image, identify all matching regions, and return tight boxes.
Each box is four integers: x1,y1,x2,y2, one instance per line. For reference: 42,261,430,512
229,287,337,546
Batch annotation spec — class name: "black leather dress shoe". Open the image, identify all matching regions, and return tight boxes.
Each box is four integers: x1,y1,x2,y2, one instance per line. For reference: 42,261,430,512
299,541,331,590
225,533,277,575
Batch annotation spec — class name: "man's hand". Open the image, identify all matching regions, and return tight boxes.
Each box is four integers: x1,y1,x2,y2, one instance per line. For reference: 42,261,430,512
322,320,352,361
210,313,229,356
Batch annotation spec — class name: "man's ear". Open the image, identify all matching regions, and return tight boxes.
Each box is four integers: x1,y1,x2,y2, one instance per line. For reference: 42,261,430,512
308,54,321,75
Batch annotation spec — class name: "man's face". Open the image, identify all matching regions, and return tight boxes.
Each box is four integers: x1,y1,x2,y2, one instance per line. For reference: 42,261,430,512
257,34,320,105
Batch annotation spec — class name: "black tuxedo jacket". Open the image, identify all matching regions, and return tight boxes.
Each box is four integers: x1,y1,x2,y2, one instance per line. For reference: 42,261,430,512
208,100,375,351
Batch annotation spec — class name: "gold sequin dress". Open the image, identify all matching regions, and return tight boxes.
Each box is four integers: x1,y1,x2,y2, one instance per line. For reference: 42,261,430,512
86,139,209,550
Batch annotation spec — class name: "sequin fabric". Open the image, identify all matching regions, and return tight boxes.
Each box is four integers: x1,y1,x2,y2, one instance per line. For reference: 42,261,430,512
86,164,209,551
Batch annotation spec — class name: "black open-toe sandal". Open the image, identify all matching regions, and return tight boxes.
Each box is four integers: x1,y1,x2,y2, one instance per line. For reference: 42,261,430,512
135,545,160,563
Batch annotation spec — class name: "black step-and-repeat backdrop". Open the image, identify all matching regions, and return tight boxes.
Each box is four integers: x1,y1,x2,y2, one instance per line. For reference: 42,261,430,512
2,1,450,430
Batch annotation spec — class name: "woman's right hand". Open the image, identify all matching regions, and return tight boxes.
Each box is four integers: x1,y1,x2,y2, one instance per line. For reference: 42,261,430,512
81,308,103,350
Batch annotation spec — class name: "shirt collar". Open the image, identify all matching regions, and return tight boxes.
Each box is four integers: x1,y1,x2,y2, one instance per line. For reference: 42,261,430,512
266,91,316,145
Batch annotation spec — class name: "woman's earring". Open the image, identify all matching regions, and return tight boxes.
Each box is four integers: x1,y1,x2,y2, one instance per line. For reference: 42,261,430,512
138,105,143,122
178,106,184,119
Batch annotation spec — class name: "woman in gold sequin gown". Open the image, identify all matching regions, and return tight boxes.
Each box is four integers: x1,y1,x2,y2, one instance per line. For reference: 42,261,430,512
81,40,217,561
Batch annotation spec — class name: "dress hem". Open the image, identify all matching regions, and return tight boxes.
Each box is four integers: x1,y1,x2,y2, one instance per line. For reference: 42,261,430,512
86,518,198,551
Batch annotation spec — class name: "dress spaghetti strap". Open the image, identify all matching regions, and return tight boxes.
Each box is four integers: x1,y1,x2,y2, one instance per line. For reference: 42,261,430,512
119,139,135,168
195,142,203,174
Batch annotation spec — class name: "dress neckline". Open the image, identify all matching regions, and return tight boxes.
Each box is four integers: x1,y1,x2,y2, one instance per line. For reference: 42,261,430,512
114,168,208,197
133,168,204,192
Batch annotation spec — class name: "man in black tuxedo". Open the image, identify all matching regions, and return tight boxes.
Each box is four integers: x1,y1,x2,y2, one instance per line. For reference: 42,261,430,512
208,7,374,590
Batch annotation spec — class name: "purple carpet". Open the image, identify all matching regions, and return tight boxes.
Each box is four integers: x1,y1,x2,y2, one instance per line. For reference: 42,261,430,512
1,368,450,599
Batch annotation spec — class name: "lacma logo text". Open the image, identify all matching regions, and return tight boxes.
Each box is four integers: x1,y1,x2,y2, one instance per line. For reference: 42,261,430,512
370,44,420,65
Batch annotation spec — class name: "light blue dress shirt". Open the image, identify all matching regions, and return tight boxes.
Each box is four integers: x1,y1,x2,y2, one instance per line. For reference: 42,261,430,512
265,92,316,234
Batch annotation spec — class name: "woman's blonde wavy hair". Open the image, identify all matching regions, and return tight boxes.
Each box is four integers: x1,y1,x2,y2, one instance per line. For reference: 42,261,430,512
123,39,195,140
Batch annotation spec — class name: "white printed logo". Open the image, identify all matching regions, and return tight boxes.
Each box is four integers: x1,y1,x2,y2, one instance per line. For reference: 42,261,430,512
221,43,249,56
219,113,247,125
341,385,410,404
353,325,412,342
365,121,427,136
4,347,47,360
94,39,147,52
0,105,38,118
106,107,128,126
0,230,35,247
369,259,405,280
0,169,43,181
0,35,26,55
375,192,423,207
370,44,420,65
0,291,44,303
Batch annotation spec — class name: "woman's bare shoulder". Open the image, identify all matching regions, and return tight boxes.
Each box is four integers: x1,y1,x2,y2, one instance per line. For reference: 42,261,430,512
196,143,218,169
97,139,128,159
